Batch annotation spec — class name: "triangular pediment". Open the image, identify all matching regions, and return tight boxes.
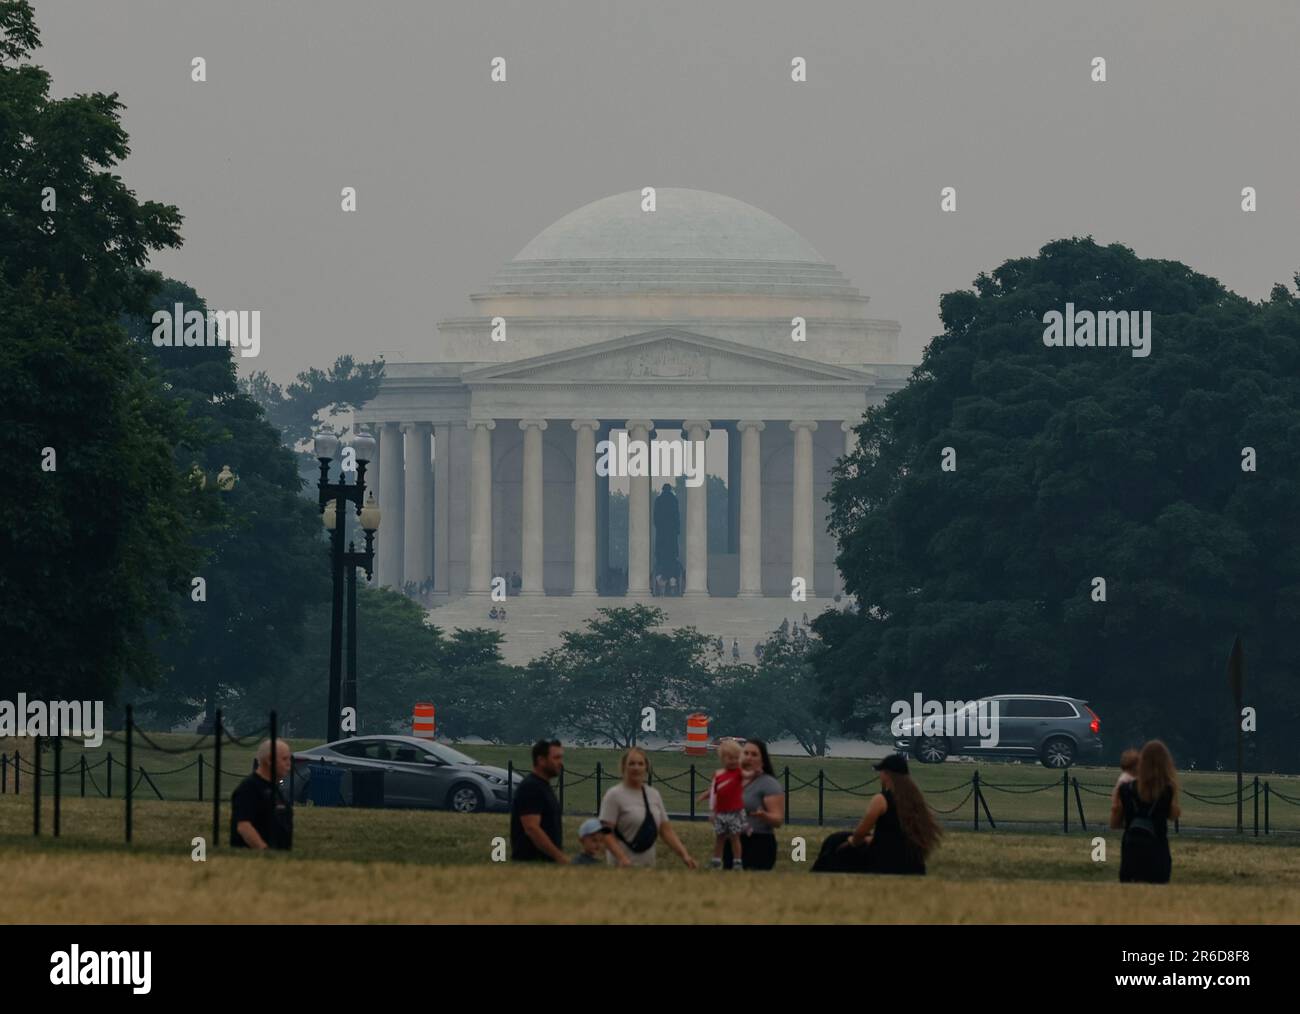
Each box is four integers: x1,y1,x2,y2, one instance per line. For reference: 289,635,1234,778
462,328,876,385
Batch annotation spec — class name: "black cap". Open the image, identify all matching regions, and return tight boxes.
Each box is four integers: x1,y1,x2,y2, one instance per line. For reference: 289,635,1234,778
873,753,910,775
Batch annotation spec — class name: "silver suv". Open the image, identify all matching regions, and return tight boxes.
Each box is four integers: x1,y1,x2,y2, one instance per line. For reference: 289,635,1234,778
894,695,1103,768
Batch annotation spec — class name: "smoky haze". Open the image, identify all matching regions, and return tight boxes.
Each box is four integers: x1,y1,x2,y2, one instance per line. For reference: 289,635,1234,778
32,0,1300,380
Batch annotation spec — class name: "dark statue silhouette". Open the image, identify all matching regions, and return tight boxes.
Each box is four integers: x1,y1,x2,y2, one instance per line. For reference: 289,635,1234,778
653,483,682,594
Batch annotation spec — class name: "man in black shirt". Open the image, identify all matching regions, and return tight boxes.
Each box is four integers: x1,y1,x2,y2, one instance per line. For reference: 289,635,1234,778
510,739,566,863
230,738,293,850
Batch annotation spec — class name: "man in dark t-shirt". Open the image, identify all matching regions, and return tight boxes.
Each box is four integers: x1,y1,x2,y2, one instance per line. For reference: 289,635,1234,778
230,738,293,850
510,739,566,863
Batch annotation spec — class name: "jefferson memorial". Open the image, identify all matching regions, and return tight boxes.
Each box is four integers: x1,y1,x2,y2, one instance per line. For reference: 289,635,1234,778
355,189,910,659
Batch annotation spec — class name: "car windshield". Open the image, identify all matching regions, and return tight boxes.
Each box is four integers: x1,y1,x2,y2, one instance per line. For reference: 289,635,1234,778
423,742,480,766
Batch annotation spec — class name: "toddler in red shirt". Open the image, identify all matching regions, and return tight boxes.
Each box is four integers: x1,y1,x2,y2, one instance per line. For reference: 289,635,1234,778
698,739,746,869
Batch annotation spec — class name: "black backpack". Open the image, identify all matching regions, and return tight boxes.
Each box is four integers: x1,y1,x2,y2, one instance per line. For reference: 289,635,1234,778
1124,783,1159,836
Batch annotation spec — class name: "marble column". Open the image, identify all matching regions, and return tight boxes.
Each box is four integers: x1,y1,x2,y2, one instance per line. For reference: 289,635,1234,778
837,420,860,597
682,420,711,597
377,421,405,589
467,419,495,595
737,420,765,598
401,422,432,587
790,420,818,594
571,420,600,596
726,422,741,553
596,423,610,593
842,419,860,465
432,423,450,595
519,419,548,595
625,419,653,597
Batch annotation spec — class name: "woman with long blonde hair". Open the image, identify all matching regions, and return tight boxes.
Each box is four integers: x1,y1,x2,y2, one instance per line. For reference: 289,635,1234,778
1109,739,1180,883
597,746,697,869
812,753,942,875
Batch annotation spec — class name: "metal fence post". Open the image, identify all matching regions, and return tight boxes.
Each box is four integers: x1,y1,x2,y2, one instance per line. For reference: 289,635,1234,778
784,767,791,822
977,775,997,830
595,762,602,815
33,736,41,836
689,765,696,820
1253,776,1259,837
52,738,61,837
1264,781,1270,834
1072,776,1087,830
1062,768,1069,833
817,769,824,826
506,759,513,809
1,752,6,793
14,749,20,795
80,755,86,798
212,710,222,847
558,763,565,814
125,705,134,844
105,751,111,798
973,770,980,830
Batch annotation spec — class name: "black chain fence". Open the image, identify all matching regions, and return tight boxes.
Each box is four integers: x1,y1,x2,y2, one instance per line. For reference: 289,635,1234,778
3,713,1296,844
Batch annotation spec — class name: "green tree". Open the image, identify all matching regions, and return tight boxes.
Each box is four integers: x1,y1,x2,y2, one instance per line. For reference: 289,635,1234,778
819,238,1300,770
437,658,560,745
243,356,384,485
707,635,838,755
224,588,536,741
532,605,716,747
225,588,442,737
120,275,329,726
1,1,197,702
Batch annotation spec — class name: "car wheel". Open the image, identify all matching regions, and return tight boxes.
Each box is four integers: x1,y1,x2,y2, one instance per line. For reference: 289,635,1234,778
447,783,485,813
1041,737,1075,768
916,737,949,764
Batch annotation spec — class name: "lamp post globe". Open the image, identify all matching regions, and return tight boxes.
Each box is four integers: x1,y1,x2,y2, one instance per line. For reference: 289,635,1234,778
360,489,381,532
216,465,237,491
313,428,339,462
351,428,377,465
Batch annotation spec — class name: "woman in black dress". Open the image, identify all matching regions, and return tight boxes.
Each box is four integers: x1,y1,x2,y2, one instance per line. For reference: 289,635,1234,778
1109,739,1180,883
812,753,942,874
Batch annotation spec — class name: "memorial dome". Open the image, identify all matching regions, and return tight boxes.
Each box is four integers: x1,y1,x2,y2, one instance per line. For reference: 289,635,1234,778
488,188,860,298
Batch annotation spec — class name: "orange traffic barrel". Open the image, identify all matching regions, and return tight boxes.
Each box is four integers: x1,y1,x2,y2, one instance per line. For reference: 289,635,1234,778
412,703,436,739
685,713,709,755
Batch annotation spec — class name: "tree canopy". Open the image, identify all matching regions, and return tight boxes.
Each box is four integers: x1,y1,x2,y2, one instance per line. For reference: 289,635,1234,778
1,1,197,702
120,275,329,725
531,605,716,747
818,237,1300,770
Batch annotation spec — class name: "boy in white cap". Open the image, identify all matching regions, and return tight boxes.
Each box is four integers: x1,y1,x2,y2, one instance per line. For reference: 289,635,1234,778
573,818,608,865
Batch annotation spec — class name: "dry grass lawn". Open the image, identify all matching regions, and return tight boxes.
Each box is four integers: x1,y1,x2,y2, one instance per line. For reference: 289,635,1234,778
2,795,1297,923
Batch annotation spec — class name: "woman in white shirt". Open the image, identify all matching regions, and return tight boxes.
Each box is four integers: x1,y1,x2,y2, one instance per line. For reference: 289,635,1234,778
598,747,698,868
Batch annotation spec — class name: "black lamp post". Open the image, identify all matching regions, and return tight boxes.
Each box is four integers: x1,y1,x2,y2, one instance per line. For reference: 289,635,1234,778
315,427,378,742
343,494,380,719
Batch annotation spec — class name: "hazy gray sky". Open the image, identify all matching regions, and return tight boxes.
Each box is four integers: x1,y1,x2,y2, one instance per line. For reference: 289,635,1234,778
34,0,1300,380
